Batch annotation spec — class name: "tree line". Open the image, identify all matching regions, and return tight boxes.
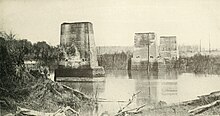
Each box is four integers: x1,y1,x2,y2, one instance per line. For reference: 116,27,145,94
0,32,59,95
1,32,60,65
97,52,132,70
0,32,93,113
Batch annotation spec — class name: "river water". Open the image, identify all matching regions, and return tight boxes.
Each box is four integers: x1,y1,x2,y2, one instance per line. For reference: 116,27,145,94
51,70,220,116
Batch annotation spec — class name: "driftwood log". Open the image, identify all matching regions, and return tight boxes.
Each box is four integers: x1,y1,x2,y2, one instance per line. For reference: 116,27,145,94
188,100,220,115
16,106,79,116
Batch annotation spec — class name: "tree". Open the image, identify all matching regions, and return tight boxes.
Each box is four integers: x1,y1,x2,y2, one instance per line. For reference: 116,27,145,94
33,41,59,65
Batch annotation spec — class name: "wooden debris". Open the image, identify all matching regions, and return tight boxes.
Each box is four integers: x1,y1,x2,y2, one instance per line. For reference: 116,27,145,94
97,100,127,103
52,106,79,116
115,91,146,116
4,113,14,116
51,86,62,97
62,84,90,100
15,106,79,116
198,91,220,98
188,100,220,115
118,91,141,113
119,104,146,115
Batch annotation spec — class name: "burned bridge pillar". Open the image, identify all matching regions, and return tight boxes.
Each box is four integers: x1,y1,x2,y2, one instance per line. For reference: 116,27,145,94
60,22,98,68
56,22,105,79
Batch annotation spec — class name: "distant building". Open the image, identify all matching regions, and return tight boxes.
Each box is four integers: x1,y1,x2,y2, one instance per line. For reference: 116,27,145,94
96,46,133,55
199,50,220,57
159,36,179,60
178,45,199,57
179,45,199,53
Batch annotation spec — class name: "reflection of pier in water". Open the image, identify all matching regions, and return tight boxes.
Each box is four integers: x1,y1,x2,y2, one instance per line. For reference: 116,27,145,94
61,81,105,116
131,70,178,109
60,70,178,115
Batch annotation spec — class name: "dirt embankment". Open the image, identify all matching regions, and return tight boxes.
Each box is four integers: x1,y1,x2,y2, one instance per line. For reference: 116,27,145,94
0,71,94,116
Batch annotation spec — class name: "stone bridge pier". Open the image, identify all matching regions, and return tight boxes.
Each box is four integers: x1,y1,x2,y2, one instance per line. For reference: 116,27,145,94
55,22,105,79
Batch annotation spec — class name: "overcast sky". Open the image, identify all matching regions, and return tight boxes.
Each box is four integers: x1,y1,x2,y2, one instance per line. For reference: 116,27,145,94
0,0,220,49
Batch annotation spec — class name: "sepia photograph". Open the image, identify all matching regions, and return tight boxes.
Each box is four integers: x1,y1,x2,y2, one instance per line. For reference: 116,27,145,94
1,0,220,115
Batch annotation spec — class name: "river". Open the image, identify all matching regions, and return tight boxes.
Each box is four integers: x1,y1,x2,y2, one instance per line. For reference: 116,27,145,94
50,70,220,115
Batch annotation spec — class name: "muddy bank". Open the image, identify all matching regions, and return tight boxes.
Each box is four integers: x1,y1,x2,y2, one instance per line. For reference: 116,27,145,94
143,91,220,116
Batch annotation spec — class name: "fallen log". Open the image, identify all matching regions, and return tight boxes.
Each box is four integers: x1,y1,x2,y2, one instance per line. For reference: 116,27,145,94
62,84,90,100
188,100,220,115
16,107,50,116
16,106,79,116
97,100,127,103
147,99,199,111
198,91,220,99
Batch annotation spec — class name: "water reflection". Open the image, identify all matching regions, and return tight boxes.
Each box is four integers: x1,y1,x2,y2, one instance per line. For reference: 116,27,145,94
62,81,105,115
60,70,179,115
132,70,178,110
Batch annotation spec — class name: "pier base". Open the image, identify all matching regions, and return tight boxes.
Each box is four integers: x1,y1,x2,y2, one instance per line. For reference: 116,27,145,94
55,66,105,82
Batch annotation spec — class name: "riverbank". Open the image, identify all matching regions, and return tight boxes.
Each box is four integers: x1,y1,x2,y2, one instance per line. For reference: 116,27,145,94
143,91,220,116
0,34,95,115
0,70,95,116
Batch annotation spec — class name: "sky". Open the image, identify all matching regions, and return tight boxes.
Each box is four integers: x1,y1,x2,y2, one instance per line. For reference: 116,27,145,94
0,0,220,49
